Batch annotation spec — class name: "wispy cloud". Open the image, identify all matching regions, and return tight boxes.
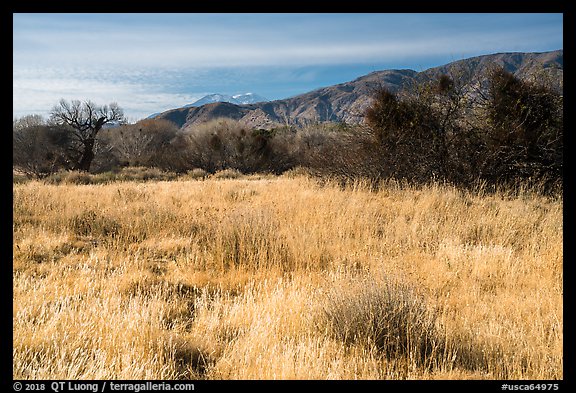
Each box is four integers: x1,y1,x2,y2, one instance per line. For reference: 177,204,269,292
14,13,563,68
12,70,206,121
13,13,563,120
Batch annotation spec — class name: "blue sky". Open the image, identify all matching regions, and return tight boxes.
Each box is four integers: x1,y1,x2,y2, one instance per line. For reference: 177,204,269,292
13,13,563,121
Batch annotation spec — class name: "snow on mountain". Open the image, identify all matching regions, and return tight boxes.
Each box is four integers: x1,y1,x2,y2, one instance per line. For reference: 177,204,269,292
188,93,268,107
231,93,269,104
146,93,269,119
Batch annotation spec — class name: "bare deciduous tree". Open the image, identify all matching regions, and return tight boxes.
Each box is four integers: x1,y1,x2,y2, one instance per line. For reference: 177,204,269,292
13,114,45,132
50,99,125,172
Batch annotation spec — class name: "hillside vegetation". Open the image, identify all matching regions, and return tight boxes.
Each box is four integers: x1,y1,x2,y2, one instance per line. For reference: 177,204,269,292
13,174,562,379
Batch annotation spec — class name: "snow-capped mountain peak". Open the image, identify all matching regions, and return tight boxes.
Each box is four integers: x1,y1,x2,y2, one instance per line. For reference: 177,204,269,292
187,93,268,107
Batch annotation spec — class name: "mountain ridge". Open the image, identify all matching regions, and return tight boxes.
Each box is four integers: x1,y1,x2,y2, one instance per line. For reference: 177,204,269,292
153,50,563,130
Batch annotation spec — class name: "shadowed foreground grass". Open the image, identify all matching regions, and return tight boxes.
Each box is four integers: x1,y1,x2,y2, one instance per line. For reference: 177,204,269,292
13,174,562,379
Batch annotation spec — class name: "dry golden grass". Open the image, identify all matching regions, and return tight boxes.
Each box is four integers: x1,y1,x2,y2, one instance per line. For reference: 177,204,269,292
13,174,562,379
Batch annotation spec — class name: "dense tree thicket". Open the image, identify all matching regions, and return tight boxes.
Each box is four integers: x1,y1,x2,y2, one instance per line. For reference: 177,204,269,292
168,119,295,174
361,66,562,189
13,120,72,178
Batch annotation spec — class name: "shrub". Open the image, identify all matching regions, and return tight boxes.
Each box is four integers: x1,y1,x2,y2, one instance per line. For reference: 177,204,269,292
99,119,179,169
281,166,311,179
363,67,563,189
174,119,295,174
479,67,563,185
318,274,442,367
42,167,180,184
184,168,209,180
212,168,243,180
44,170,92,185
364,74,472,184
63,171,92,185
13,171,31,184
113,166,177,182
13,124,73,178
292,123,384,184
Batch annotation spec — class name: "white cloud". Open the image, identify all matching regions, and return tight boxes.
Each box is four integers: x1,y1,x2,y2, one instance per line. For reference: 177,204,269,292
13,73,205,121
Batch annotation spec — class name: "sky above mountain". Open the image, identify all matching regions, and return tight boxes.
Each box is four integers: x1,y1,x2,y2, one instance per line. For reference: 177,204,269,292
13,13,563,121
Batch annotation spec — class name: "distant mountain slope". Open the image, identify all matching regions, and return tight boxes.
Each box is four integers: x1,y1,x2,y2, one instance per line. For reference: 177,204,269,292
417,50,563,91
155,50,562,130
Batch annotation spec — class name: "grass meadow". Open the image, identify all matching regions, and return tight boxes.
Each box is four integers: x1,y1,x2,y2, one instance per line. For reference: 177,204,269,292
13,172,562,379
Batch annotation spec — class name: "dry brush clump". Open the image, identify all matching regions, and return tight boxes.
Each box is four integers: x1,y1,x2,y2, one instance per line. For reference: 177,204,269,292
13,175,562,379
171,118,295,175
41,167,180,185
318,274,442,368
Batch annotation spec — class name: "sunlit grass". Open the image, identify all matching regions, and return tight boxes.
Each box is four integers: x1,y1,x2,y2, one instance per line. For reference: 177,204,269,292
13,174,562,379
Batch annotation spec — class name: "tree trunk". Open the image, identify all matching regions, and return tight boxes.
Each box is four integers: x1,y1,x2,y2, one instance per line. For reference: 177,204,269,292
75,138,95,172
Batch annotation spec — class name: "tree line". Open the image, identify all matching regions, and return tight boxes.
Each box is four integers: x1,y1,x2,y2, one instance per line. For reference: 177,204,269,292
13,66,562,191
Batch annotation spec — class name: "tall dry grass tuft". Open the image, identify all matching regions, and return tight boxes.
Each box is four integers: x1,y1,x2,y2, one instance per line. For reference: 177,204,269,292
318,273,442,368
13,175,562,379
